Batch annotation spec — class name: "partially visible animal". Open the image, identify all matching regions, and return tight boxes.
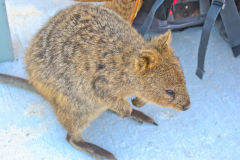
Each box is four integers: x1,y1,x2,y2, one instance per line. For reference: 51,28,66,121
74,0,143,23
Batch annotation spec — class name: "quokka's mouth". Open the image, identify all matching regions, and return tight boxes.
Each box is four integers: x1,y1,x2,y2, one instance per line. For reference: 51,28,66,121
170,100,190,111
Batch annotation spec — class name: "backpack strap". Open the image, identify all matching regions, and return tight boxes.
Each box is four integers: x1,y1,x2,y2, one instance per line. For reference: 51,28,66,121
220,0,240,57
196,0,240,79
138,0,165,35
196,0,225,79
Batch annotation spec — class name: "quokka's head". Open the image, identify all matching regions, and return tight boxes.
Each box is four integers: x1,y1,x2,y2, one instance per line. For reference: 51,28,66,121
133,30,190,111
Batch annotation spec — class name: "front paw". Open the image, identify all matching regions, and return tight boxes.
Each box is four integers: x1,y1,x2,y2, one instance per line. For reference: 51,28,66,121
132,97,145,108
131,109,158,126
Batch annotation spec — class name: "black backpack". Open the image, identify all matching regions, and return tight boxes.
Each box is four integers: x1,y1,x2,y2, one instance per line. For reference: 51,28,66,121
133,0,240,79
133,0,209,34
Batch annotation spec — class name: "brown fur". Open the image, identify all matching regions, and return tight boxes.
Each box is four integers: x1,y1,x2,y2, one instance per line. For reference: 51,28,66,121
1,4,190,159
74,0,143,22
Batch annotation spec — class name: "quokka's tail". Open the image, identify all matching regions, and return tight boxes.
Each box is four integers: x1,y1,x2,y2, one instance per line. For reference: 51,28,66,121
0,73,35,93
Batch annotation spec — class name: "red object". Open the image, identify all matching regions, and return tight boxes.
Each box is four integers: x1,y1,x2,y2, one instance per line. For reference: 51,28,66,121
169,0,178,15
173,0,178,5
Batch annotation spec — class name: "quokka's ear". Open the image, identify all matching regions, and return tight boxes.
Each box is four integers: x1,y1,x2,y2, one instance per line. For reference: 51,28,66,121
151,30,172,47
135,50,159,73
160,30,172,46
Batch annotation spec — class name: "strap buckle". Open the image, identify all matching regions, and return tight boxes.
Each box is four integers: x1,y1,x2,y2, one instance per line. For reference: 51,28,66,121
213,0,225,10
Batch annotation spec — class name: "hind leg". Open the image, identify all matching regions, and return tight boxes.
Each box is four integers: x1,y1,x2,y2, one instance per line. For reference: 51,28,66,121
63,113,116,160
52,102,116,160
66,133,116,160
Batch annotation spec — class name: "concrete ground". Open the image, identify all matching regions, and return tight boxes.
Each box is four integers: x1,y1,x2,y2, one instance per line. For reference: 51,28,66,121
0,0,240,160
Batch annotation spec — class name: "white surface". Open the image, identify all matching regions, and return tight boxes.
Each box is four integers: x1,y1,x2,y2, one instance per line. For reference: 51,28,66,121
0,0,240,160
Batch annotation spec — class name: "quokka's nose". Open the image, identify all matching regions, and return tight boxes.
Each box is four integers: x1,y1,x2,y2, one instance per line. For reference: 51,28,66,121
182,100,190,111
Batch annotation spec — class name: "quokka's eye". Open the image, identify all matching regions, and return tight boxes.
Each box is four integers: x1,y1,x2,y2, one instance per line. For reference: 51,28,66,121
165,90,175,96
